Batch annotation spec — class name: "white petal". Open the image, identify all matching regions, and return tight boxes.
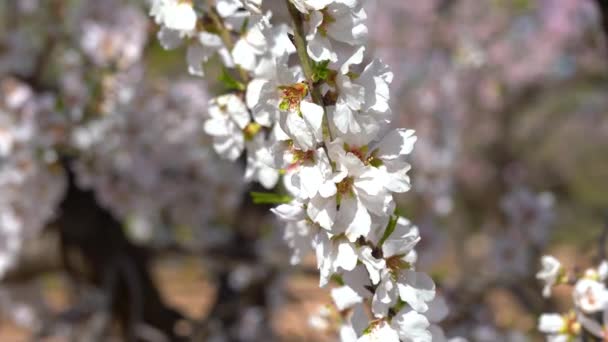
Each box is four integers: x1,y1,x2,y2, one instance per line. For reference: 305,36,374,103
538,314,565,334
335,239,358,272
391,308,432,342
232,39,258,71
382,218,420,258
336,196,371,242
300,101,325,144
331,285,363,311
307,194,337,230
299,162,325,199
271,202,305,221
163,2,197,32
358,246,385,285
246,78,267,111
396,270,436,313
376,129,417,160
307,35,337,62
359,322,400,342
372,272,398,318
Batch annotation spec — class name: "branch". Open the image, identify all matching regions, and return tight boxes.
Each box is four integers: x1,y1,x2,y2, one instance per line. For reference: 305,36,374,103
285,1,325,106
207,4,250,83
599,212,608,261
595,0,608,51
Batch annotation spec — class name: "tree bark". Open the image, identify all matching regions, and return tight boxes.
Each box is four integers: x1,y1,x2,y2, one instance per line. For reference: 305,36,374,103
53,159,187,341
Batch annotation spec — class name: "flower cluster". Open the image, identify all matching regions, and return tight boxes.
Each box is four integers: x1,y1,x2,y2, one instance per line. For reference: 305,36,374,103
537,255,608,341
0,79,65,278
150,0,444,340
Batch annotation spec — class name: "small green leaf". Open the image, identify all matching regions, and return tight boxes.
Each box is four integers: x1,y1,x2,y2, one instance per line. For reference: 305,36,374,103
311,59,331,82
331,274,345,286
250,192,293,205
240,17,250,35
218,68,245,91
369,157,383,167
379,215,398,247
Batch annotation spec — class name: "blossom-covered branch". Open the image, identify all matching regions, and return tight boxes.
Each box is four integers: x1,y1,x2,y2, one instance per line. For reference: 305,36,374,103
149,0,446,340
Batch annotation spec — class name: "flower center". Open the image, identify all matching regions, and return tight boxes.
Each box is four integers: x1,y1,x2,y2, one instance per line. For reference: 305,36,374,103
292,148,315,163
336,176,354,196
278,83,308,112
243,122,261,141
560,312,581,336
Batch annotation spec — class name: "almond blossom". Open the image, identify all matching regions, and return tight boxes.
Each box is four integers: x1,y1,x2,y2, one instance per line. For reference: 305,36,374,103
149,0,445,339
537,255,563,298
537,257,608,342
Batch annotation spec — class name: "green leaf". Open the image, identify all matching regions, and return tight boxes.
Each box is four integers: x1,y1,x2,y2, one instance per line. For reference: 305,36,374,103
331,274,345,286
240,17,250,35
311,59,331,82
379,215,398,247
250,192,293,205
218,68,245,91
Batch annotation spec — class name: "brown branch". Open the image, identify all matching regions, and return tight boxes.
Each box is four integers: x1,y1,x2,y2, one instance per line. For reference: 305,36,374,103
595,0,608,50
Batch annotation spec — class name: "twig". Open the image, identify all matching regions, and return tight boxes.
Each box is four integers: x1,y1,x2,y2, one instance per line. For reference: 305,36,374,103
598,212,608,261
207,3,250,83
284,1,325,106
595,0,608,50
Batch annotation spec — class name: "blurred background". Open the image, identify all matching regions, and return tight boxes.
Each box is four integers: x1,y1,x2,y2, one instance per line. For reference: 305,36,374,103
0,0,607,341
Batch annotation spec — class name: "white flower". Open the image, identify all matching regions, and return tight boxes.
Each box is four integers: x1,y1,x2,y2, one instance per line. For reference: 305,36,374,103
186,32,233,76
538,312,581,342
313,231,358,287
538,314,566,334
357,59,393,114
271,201,316,265
371,269,398,317
233,14,296,73
306,1,368,62
279,100,325,151
373,268,435,317
274,146,334,200
536,255,562,298
232,14,269,71
247,54,303,126
371,129,417,193
357,245,385,285
371,250,434,317
341,265,374,300
307,139,393,241
573,278,608,313
358,321,400,342
330,47,365,103
204,94,250,161
329,59,394,147
391,308,432,342
244,133,279,189
215,0,245,17
380,217,420,258
331,285,364,311
340,304,369,342
151,0,197,33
